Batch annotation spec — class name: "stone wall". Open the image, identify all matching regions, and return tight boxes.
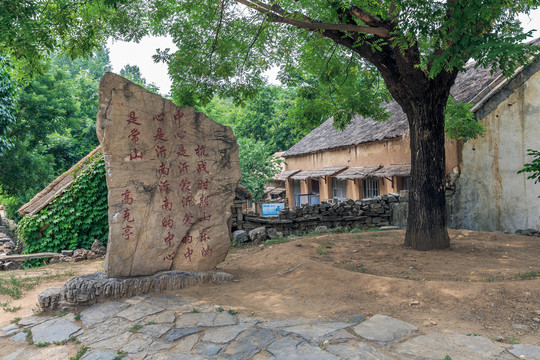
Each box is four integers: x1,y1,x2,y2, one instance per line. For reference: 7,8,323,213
231,194,401,239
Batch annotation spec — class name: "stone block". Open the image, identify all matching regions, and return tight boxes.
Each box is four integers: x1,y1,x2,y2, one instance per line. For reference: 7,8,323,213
96,73,241,277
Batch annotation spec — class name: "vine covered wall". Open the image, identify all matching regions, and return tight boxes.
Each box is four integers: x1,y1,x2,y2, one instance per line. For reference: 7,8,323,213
18,153,108,255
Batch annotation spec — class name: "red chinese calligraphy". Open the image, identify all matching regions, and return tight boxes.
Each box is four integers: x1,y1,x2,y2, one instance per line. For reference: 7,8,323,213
158,180,171,194
127,111,141,125
198,195,210,207
200,212,211,222
178,162,189,174
179,178,191,192
198,179,210,190
122,225,133,241
200,228,210,242
175,130,187,139
158,162,170,176
128,128,140,143
153,113,165,122
181,195,193,207
122,208,135,222
195,145,209,157
154,128,168,142
130,148,144,160
162,215,174,228
162,197,173,211
181,233,193,244
184,247,193,261
174,110,184,125
155,145,167,158
121,190,134,205
163,251,176,261
183,212,194,226
201,245,213,257
177,144,189,157
164,232,174,247
197,161,209,174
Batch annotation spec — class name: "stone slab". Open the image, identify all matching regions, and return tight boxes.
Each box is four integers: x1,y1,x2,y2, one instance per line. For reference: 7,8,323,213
353,314,418,342
81,300,130,327
31,318,81,344
81,350,119,360
509,344,540,360
224,328,276,359
163,327,203,342
267,337,340,360
396,334,505,360
326,342,395,360
97,72,241,277
116,301,164,321
282,321,351,343
201,323,254,344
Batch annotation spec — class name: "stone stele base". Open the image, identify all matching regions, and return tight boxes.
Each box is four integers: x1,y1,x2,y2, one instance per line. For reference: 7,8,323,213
38,271,232,311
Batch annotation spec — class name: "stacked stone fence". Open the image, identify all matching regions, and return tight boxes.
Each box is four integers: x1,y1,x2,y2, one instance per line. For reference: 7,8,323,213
231,194,405,244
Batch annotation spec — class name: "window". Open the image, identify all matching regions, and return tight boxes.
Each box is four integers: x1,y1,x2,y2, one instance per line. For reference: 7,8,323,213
332,178,347,202
363,178,380,198
311,179,320,194
293,180,302,207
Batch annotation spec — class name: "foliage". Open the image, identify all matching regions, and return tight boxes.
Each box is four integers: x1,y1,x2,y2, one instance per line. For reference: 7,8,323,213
0,49,110,215
120,64,160,93
444,98,486,141
518,149,540,189
18,154,108,259
0,55,17,155
237,138,282,200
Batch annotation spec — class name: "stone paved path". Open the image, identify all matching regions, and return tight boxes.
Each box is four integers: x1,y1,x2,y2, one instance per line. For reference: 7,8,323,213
1,293,539,360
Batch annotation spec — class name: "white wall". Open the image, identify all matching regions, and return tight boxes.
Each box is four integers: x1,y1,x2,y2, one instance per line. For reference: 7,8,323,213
448,70,540,232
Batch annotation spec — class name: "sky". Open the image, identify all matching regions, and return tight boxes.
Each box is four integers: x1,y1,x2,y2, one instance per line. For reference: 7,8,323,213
108,9,540,95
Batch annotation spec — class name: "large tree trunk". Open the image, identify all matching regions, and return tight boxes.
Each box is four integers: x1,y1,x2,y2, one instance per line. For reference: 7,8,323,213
403,99,450,250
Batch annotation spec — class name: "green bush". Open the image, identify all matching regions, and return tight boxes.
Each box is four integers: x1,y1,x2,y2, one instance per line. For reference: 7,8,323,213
18,153,108,259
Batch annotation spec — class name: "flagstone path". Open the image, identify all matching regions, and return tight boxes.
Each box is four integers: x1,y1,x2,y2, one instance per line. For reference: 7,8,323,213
1,293,539,360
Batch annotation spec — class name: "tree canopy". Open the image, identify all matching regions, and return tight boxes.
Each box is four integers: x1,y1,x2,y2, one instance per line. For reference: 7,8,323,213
4,0,540,249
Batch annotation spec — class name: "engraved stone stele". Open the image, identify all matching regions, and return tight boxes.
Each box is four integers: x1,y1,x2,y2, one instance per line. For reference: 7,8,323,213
97,72,241,277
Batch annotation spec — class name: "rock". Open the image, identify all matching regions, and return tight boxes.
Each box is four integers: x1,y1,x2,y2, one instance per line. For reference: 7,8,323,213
266,228,278,239
31,318,81,344
397,334,504,360
315,226,328,232
2,261,19,271
91,239,107,255
508,344,540,360
512,324,527,329
97,72,241,277
249,226,267,244
232,230,249,245
61,250,74,256
353,314,418,342
532,317,540,323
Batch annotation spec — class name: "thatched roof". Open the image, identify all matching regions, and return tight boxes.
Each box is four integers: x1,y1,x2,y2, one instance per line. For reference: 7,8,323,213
275,169,300,180
372,163,411,177
290,166,347,180
335,165,382,180
19,146,102,215
282,48,540,158
235,184,253,200
265,186,286,195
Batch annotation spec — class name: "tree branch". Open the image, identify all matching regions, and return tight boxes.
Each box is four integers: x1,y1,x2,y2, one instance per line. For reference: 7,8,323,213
232,0,390,37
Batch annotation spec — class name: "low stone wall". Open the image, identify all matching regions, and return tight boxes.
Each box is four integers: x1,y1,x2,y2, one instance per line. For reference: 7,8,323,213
231,194,401,238
38,271,233,311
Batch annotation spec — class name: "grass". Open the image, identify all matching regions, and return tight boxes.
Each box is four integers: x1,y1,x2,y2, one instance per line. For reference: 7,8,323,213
114,350,127,359
227,309,238,315
191,308,200,313
70,346,89,360
216,306,225,312
0,268,76,300
129,324,143,333
351,227,380,234
317,241,334,255
515,270,540,280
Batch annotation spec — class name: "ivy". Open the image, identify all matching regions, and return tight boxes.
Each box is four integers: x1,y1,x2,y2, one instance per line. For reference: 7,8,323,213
18,153,108,263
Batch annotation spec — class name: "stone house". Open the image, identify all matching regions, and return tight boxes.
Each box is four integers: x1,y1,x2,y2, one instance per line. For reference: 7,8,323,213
278,56,540,233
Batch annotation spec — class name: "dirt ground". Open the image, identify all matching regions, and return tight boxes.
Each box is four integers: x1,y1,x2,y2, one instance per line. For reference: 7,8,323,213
1,229,539,347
